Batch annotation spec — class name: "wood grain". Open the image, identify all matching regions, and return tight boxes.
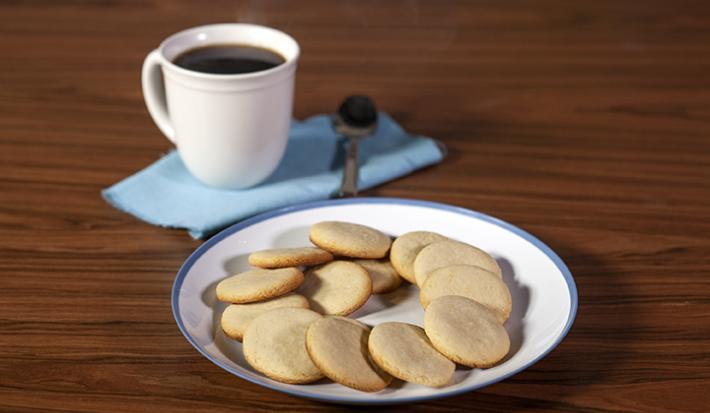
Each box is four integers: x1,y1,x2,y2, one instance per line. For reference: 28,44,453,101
1,0,709,412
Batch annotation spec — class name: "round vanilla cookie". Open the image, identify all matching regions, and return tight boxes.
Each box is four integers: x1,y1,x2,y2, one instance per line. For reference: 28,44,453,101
216,267,304,304
298,261,372,315
424,295,510,368
309,221,391,259
221,294,310,341
390,231,449,284
242,307,324,384
248,247,333,269
413,240,501,286
306,317,392,392
353,259,402,294
420,264,512,322
368,322,455,387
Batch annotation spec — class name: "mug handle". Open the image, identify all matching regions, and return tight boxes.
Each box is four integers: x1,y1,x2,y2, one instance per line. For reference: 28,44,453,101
141,49,176,143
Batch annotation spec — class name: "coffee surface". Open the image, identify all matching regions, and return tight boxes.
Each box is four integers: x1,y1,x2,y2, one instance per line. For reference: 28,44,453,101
173,44,285,74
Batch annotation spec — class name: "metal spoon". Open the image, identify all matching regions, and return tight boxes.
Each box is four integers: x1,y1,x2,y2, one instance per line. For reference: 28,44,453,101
333,95,378,197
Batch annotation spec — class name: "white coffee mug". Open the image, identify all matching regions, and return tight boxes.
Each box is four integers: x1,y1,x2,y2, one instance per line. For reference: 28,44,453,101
142,24,299,189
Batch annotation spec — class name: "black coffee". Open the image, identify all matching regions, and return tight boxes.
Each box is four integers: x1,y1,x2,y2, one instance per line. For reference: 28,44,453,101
173,44,285,75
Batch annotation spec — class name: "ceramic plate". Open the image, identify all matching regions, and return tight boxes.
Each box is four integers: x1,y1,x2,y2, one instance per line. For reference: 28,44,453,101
172,198,577,404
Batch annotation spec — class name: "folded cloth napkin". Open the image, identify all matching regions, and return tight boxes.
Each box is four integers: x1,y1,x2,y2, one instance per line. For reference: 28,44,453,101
102,113,444,239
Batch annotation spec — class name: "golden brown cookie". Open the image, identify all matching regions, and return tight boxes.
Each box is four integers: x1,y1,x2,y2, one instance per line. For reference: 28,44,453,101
309,221,391,259
242,307,324,384
424,295,510,368
297,261,372,315
220,294,310,341
215,267,304,303
368,322,455,387
390,231,449,284
306,317,392,392
419,264,512,322
413,240,501,286
248,247,333,269
353,259,402,294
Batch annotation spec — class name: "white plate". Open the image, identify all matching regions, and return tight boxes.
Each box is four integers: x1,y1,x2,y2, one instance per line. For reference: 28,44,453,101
172,198,577,404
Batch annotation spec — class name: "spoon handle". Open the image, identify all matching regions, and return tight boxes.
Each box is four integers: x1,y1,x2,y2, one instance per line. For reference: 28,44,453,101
340,139,359,197
334,95,377,197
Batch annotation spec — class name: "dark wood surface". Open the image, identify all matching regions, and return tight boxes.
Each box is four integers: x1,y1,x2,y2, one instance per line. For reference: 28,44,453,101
1,1,709,412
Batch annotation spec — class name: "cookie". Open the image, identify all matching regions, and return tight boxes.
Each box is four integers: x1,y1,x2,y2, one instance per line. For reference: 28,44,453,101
353,259,402,294
368,322,455,387
242,307,324,384
424,295,510,368
390,231,449,284
216,267,304,304
420,264,512,322
309,221,391,259
248,247,333,269
298,261,372,315
221,294,310,341
306,317,392,392
413,240,501,286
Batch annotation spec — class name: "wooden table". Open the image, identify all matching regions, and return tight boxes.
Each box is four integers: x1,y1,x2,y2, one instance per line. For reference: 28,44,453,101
1,1,708,412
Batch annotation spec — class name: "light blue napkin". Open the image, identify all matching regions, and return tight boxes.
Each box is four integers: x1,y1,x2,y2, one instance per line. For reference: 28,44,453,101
102,113,444,238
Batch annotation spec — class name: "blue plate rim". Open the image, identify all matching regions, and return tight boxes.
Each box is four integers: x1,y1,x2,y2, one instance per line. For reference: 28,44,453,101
171,197,578,405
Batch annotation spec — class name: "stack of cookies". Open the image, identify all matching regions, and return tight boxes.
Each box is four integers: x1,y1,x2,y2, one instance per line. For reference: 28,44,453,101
216,221,512,391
